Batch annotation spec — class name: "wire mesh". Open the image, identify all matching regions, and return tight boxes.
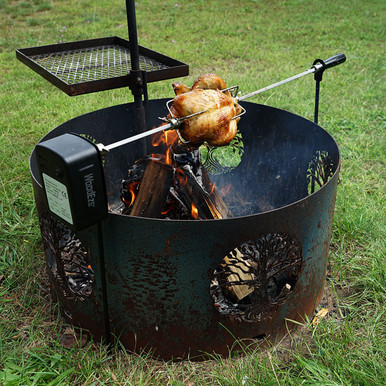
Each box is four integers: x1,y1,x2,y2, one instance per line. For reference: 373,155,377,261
30,44,169,85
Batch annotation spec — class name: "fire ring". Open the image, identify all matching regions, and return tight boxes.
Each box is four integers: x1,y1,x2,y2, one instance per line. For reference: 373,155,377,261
30,99,341,359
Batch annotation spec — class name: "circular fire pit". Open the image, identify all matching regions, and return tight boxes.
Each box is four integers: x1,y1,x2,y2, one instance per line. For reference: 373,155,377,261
30,99,340,359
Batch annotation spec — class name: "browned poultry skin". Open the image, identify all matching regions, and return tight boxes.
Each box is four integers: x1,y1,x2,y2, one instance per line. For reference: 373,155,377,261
172,82,191,95
191,73,229,95
170,74,240,146
170,89,239,146
172,73,230,96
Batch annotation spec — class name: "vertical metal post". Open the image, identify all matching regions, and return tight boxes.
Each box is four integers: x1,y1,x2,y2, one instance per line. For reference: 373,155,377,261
312,54,347,125
126,0,140,74
314,78,321,125
313,59,324,125
97,222,112,348
126,0,147,153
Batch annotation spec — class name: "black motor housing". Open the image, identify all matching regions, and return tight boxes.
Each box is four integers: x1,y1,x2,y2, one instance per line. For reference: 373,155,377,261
36,133,107,231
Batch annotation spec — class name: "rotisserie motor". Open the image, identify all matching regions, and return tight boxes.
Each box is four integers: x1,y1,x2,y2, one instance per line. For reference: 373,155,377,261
170,74,241,147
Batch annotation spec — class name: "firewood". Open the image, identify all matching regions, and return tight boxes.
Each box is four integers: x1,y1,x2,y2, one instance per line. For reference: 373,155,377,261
130,160,174,218
122,144,233,221
222,247,255,300
201,168,233,218
178,166,224,220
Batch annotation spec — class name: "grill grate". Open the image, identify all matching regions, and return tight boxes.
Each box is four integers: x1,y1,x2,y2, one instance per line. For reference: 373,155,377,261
30,45,169,85
16,37,189,95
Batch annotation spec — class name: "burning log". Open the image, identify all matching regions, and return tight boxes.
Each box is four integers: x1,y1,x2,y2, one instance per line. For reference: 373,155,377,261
121,139,233,220
172,163,217,220
171,143,232,220
202,168,233,219
130,159,174,218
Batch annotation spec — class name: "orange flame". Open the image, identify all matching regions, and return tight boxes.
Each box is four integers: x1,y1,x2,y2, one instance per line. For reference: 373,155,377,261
152,129,179,165
161,195,178,217
176,168,188,187
191,202,199,219
162,209,169,215
122,181,139,206
209,182,216,196
151,128,178,146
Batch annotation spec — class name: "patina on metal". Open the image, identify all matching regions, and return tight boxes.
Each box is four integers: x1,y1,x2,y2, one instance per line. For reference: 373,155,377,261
30,99,340,360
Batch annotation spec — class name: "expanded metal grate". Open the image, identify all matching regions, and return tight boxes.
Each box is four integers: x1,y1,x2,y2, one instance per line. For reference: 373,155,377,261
30,45,169,85
16,37,189,95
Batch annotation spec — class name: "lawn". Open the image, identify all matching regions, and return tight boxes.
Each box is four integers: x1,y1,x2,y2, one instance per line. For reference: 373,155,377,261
0,0,385,384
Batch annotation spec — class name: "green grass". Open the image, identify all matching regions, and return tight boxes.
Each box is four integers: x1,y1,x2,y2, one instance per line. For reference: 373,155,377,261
1,0,385,384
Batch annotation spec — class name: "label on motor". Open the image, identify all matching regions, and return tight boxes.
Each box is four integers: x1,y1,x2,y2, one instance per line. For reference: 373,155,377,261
42,173,73,225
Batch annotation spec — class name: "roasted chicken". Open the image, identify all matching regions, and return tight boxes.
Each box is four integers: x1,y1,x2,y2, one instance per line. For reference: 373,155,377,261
173,73,230,96
170,74,241,146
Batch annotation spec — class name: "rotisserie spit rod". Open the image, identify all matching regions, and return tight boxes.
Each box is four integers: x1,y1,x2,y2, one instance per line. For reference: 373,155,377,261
236,53,346,102
97,53,346,153
96,111,203,153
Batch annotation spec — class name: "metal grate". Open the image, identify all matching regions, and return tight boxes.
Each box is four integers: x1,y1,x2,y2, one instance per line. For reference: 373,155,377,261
30,44,169,85
16,37,189,95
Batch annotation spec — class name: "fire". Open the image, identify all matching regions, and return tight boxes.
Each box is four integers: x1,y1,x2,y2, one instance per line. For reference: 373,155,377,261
151,128,178,146
151,129,179,165
161,201,175,216
122,181,139,206
209,182,216,196
176,168,188,187
191,202,199,219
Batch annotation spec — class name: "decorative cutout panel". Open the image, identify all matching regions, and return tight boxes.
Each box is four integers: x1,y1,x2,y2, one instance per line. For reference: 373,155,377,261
201,132,244,175
307,151,334,195
39,212,94,301
211,233,302,322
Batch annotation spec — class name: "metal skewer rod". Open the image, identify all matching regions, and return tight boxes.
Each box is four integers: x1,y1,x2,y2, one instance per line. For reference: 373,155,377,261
237,67,317,102
98,110,205,152
99,123,174,152
237,53,346,102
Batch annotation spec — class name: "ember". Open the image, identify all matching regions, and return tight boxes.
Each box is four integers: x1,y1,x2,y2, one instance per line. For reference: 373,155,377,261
191,202,199,219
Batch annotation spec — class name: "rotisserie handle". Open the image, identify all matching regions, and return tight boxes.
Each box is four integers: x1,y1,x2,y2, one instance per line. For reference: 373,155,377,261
322,53,346,70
